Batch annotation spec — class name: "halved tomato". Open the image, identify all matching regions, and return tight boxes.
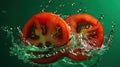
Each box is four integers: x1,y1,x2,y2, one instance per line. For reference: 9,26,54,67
65,14,104,61
21,12,70,64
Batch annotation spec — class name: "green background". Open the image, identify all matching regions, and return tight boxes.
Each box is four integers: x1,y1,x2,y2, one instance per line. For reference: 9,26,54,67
0,0,120,67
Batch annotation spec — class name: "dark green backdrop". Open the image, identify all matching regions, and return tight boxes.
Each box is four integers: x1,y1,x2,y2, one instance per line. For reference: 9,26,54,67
0,0,120,67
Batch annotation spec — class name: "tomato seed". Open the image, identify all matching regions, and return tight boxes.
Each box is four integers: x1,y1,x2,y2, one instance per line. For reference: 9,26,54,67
76,22,91,33
28,24,40,40
40,24,48,35
54,26,63,38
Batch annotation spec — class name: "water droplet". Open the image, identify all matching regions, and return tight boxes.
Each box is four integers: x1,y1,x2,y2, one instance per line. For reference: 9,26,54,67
112,21,116,28
71,3,75,6
48,54,52,57
53,10,57,13
77,9,82,13
59,4,64,7
41,8,45,12
80,8,87,13
10,28,13,30
46,54,49,57
97,14,104,23
0,15,114,66
100,14,104,19
53,52,56,56
1,10,7,14
45,5,49,8
60,49,65,53
49,0,52,3
40,5,42,7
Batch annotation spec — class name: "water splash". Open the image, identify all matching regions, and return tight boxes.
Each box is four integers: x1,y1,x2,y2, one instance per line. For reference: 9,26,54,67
0,0,116,66
0,19,115,67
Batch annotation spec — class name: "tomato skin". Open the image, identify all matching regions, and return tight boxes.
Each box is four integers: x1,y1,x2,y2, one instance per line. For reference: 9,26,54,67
21,12,70,64
30,52,66,64
65,14,104,61
67,48,90,61
21,12,104,63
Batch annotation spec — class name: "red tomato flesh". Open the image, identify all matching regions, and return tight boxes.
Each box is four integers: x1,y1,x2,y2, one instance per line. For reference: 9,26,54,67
65,14,104,61
21,12,70,64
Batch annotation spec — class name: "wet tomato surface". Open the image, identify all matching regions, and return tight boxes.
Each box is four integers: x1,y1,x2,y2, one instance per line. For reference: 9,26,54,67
21,12,70,64
21,12,104,64
65,14,104,61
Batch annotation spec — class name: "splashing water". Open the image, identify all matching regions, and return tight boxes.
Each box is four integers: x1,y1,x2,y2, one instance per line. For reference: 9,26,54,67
0,0,116,67
0,18,115,67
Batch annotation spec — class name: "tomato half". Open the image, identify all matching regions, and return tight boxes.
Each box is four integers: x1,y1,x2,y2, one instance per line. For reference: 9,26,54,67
65,14,104,61
21,12,70,64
